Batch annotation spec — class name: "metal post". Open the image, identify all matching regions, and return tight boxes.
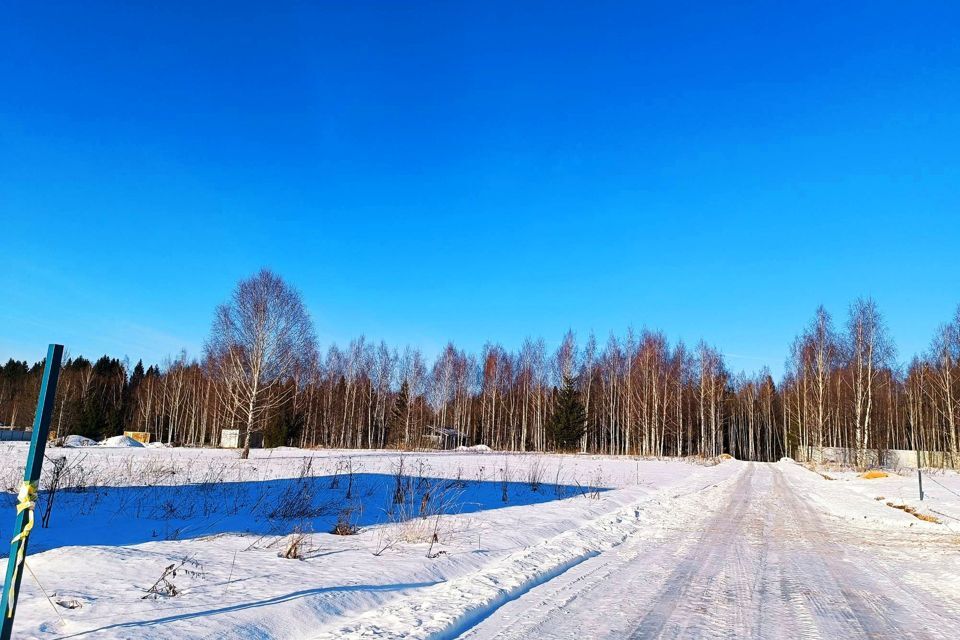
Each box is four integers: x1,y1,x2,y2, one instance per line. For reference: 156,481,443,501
915,446,924,502
1,344,63,640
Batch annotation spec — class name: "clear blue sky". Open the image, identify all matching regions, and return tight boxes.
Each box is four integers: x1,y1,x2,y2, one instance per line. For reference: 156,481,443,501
2,1,959,379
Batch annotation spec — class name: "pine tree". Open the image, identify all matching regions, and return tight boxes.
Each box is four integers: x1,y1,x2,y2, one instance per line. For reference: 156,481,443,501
124,360,145,427
547,375,586,451
387,380,410,446
129,360,145,389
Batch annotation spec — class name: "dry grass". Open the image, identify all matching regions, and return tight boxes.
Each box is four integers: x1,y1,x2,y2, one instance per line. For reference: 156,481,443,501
279,529,311,559
800,463,835,480
885,502,941,524
861,470,889,479
719,453,734,461
330,505,360,535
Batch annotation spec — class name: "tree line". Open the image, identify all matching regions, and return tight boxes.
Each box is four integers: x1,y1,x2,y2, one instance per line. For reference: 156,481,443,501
1,270,957,467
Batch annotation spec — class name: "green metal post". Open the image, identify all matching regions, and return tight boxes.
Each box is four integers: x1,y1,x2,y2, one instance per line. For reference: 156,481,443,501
1,344,63,640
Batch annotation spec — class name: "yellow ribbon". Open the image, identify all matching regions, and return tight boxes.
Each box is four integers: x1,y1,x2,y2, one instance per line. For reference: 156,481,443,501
6,481,37,618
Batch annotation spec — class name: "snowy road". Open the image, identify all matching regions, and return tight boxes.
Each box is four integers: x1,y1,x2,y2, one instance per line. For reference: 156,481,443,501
456,463,960,640
8,448,959,640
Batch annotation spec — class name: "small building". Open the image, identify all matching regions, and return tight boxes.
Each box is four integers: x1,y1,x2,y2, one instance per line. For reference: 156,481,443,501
0,427,30,442
424,426,462,450
220,429,241,448
220,429,263,449
123,431,152,444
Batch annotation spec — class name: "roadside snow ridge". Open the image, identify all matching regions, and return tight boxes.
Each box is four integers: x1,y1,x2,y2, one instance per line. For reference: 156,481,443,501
312,464,746,640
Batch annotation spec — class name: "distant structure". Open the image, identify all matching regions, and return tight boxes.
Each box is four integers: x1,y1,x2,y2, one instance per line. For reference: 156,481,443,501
123,431,152,444
220,429,262,449
220,429,240,448
796,446,948,469
424,426,462,450
0,426,30,442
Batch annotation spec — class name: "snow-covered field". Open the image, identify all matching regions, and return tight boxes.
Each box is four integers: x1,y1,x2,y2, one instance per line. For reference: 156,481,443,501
1,444,958,639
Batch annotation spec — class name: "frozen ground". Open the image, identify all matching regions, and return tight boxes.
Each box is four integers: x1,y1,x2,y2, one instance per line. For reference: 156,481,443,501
1,444,958,639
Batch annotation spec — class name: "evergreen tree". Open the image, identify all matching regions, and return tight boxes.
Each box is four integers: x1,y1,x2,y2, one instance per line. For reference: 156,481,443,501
129,360,145,388
0,359,30,426
387,380,410,446
547,375,586,451
124,359,145,427
67,356,128,440
264,398,304,448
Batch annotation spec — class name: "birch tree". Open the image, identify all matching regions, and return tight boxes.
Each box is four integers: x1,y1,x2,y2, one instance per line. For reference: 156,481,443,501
929,307,960,462
845,297,894,466
205,269,316,458
803,306,839,453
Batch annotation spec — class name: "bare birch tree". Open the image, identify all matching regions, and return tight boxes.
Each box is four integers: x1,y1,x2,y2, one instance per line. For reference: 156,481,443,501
804,306,839,453
929,306,960,463
845,297,894,466
205,269,316,458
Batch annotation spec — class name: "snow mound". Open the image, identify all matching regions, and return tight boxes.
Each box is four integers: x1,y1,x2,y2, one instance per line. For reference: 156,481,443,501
62,435,97,448
718,453,734,461
456,444,493,453
779,456,796,463
100,435,145,448
144,441,168,448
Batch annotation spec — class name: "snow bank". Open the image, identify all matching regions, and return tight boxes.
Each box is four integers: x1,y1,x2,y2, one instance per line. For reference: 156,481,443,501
456,444,493,453
779,456,796,463
99,435,145,448
62,435,97,448
783,463,946,531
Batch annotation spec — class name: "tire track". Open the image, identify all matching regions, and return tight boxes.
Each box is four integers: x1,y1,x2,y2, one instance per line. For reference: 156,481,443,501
455,464,753,640
627,463,757,638
626,463,957,639
458,462,960,640
772,466,955,640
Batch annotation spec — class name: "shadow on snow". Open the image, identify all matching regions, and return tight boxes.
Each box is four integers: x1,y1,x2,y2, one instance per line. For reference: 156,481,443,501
54,580,443,638
1,472,606,553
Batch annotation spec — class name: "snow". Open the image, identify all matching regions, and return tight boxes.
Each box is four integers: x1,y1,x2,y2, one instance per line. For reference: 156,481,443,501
455,463,960,640
455,445,492,453
99,435,145,448
61,435,97,448
813,466,960,530
0,444,958,639
314,463,743,640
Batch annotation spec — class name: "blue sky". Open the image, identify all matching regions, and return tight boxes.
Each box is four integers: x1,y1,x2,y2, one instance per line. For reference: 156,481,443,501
2,1,959,379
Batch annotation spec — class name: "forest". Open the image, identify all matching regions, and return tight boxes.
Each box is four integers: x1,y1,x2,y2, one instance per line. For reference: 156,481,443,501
1,271,958,467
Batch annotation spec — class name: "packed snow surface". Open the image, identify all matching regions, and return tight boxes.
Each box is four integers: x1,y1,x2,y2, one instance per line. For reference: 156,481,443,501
61,435,97,448
98,435,145,448
0,445,957,639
